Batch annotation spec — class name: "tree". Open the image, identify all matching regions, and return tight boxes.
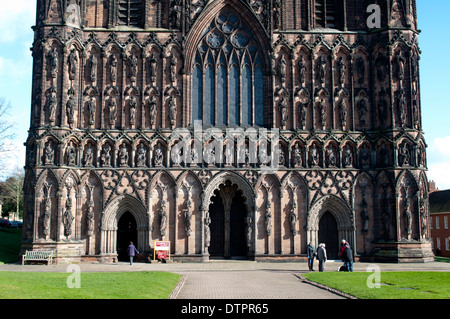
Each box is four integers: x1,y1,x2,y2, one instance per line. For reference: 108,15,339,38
0,167,24,220
0,97,17,178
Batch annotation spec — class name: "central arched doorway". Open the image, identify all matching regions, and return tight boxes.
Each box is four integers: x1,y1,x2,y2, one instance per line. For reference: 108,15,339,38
318,211,339,260
208,180,248,259
117,211,137,261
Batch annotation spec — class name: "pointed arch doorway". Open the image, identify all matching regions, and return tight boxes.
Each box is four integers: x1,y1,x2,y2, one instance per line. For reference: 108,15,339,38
307,195,355,260
318,211,339,260
117,211,137,261
208,180,248,259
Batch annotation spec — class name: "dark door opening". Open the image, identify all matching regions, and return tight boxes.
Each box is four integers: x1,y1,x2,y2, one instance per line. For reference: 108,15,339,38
209,190,225,257
117,211,137,261
230,190,247,257
318,211,339,260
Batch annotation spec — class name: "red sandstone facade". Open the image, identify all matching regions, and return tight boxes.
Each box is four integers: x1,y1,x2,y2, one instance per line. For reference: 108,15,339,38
22,0,433,263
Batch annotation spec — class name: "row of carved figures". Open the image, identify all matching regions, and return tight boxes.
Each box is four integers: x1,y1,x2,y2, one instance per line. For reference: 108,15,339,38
34,138,426,169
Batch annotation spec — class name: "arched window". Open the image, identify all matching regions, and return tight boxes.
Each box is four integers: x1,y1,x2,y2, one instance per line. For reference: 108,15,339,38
118,0,143,27
191,10,265,127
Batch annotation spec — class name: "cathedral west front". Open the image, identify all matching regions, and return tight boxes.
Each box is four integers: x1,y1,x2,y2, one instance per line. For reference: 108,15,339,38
22,0,434,263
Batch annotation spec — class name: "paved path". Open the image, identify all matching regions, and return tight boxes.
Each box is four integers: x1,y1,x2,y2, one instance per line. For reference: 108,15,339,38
2,260,450,299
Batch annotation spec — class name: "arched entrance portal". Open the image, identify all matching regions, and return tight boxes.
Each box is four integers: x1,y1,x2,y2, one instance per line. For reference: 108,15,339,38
307,195,355,260
208,180,249,259
318,211,339,260
117,211,137,261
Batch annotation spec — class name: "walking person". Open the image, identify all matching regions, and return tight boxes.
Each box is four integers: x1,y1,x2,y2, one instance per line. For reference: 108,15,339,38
316,243,327,272
342,244,353,272
306,242,316,271
127,241,139,265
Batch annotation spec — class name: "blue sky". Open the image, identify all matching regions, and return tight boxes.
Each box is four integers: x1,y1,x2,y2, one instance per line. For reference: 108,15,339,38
0,1,449,189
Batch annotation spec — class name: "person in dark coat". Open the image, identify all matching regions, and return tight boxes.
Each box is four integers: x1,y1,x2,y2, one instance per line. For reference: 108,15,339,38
316,243,327,272
127,241,139,265
342,245,353,272
306,242,316,271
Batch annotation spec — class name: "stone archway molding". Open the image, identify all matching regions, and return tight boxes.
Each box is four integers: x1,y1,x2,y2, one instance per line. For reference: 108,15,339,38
307,194,355,254
201,171,256,258
100,194,149,256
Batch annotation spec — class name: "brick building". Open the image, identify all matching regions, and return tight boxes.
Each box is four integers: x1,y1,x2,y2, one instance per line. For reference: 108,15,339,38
22,0,433,263
429,189,450,257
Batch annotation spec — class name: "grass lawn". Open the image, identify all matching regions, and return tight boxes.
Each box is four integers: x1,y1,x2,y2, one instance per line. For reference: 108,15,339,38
0,271,182,299
0,229,22,264
303,271,450,299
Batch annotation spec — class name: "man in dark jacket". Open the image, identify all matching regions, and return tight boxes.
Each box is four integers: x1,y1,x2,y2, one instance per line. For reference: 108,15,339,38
306,242,316,271
342,245,353,272
316,243,327,272
127,241,139,265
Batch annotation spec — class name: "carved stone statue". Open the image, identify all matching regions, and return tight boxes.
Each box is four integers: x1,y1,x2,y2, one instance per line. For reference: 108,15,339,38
154,143,164,166
168,96,177,125
404,194,412,239
169,0,182,29
86,184,95,237
299,102,307,128
169,54,178,83
337,56,346,86
68,49,78,81
184,197,193,237
119,143,129,166
46,91,57,124
136,143,146,167
279,97,288,126
108,97,117,126
398,92,407,127
66,141,76,166
317,56,326,84
310,144,320,167
87,96,96,126
395,52,405,81
63,189,74,238
159,199,167,238
129,96,137,126
298,55,307,85
109,54,118,83
343,146,353,167
289,199,298,236
101,144,112,167
399,143,410,166
84,143,94,167
44,142,54,165
326,145,336,167
273,0,281,29
88,54,97,83
128,53,138,79
149,52,158,83
42,183,52,238
48,47,59,78
265,201,272,237
66,95,75,126
293,144,302,167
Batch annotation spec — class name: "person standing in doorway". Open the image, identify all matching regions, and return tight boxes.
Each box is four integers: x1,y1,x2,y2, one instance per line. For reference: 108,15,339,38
127,241,139,265
306,242,316,271
317,243,327,272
